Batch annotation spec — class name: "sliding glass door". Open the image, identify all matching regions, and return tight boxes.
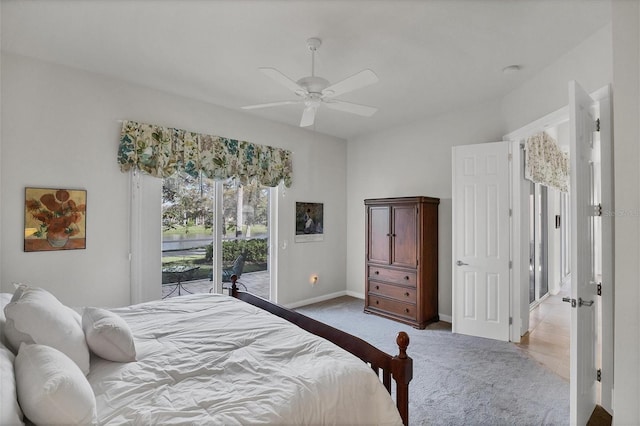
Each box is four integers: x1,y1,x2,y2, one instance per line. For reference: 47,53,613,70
218,178,270,299
161,174,271,300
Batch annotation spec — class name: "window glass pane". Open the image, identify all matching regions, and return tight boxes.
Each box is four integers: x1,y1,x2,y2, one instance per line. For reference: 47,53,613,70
161,172,214,298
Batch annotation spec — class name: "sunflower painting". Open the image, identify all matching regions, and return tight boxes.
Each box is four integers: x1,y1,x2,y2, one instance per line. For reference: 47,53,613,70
24,188,87,252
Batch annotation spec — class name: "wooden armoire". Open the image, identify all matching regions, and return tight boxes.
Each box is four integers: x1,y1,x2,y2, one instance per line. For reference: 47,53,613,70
364,196,439,329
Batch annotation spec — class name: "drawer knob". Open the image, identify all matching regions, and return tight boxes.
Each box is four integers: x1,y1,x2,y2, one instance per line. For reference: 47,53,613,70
404,292,410,297
404,276,410,280
405,308,410,313
375,285,380,290
375,300,379,305
374,271,380,275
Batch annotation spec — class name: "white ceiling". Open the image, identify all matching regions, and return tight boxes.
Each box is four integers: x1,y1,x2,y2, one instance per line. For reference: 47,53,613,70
1,0,611,140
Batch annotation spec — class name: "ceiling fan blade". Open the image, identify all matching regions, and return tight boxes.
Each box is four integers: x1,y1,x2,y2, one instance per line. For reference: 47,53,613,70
300,106,317,127
324,100,378,117
259,67,306,94
241,100,302,110
322,69,378,98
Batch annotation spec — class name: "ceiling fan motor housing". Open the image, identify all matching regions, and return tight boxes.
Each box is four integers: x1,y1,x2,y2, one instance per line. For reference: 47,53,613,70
296,76,330,95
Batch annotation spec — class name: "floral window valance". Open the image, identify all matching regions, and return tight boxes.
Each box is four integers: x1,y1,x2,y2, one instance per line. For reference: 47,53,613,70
117,120,293,187
524,132,569,193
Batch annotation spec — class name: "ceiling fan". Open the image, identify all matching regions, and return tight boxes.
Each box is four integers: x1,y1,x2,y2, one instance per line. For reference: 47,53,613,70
242,38,379,127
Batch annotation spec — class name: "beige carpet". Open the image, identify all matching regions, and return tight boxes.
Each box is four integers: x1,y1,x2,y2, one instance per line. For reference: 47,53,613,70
296,296,570,426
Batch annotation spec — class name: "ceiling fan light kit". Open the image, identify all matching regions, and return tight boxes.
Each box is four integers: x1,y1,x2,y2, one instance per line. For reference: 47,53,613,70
242,37,379,127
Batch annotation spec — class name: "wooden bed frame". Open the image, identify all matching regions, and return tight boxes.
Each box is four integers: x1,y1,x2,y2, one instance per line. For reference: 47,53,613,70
228,277,413,425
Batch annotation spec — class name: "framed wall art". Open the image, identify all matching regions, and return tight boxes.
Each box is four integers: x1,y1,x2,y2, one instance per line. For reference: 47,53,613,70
24,187,87,252
295,201,324,243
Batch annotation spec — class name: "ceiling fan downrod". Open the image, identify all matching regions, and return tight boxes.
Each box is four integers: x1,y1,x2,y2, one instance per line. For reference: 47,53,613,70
307,37,321,77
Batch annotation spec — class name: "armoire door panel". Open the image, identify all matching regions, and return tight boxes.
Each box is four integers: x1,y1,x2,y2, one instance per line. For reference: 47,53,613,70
368,206,390,264
391,205,417,268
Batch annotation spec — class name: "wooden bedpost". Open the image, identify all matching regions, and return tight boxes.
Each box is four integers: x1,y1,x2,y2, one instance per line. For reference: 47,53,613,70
230,274,239,297
393,331,412,426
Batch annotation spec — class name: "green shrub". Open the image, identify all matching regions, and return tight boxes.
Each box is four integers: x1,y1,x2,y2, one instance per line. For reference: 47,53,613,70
205,238,268,264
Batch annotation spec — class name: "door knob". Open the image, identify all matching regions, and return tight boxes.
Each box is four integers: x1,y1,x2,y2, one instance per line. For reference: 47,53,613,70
579,298,594,307
456,260,468,266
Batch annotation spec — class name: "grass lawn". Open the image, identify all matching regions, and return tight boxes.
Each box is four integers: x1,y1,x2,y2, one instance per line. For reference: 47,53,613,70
162,224,268,237
162,225,210,236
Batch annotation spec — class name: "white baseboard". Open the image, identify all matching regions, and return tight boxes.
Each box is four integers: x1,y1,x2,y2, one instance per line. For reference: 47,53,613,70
285,290,453,325
346,291,365,299
341,291,453,323
285,291,347,309
439,314,452,323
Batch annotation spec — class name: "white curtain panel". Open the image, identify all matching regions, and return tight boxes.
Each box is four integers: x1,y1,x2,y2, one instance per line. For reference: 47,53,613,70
524,132,569,192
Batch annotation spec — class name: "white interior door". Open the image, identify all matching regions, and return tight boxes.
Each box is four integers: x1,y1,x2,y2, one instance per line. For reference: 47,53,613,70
569,80,601,425
452,142,511,341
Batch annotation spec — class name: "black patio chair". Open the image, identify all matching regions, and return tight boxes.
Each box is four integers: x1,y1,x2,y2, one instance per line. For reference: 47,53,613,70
209,254,246,292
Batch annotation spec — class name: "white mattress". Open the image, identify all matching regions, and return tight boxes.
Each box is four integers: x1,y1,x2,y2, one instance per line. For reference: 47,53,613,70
88,293,403,425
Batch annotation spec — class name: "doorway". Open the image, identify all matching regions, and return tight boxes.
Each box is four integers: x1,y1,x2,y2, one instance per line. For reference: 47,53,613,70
504,83,614,422
521,157,572,380
452,83,613,422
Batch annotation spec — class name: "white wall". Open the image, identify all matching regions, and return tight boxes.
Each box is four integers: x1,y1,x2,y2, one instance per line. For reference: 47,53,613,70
346,99,505,318
0,53,347,308
612,0,640,423
0,4,3,287
501,24,613,134
345,21,614,323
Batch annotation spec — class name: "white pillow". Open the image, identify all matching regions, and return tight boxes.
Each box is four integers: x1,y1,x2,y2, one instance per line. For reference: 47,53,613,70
82,307,137,362
4,285,90,374
0,343,24,425
15,343,96,425
0,293,13,347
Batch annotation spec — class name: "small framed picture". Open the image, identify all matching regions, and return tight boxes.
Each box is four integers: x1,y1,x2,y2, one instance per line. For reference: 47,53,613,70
24,187,87,252
295,202,324,243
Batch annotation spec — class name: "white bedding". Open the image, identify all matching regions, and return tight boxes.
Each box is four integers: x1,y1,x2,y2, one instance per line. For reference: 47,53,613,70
88,293,403,425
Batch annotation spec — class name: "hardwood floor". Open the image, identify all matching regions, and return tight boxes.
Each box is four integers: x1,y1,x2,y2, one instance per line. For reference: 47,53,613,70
517,284,571,381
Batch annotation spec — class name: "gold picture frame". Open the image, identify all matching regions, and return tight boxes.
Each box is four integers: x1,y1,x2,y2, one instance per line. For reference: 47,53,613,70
24,187,87,252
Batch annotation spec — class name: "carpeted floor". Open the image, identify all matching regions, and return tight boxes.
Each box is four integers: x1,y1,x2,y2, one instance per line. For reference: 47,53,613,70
296,296,569,426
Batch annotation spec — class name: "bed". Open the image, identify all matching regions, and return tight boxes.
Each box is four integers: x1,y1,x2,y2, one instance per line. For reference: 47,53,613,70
1,282,412,425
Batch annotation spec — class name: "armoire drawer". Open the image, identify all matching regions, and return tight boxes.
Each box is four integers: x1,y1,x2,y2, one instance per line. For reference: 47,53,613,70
368,266,417,287
368,281,416,302
367,295,417,321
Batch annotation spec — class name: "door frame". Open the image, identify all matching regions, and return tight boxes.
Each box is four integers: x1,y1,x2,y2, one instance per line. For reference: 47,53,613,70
503,85,613,412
